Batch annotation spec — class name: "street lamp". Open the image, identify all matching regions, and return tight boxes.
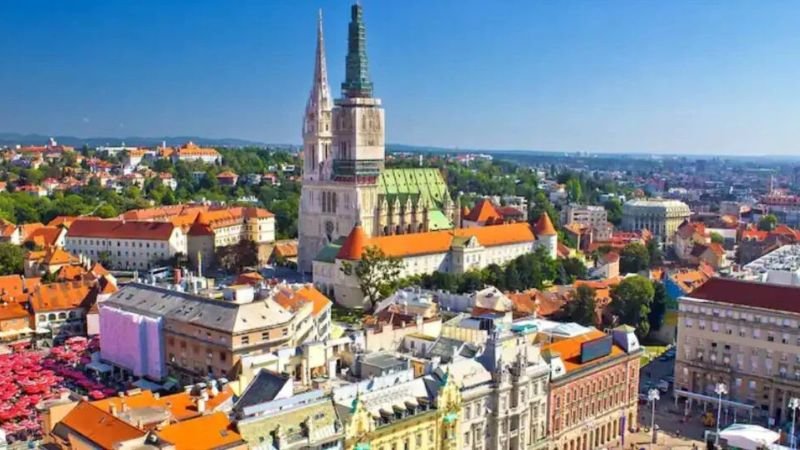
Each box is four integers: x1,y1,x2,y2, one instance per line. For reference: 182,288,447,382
789,397,800,450
648,388,660,446
714,383,728,447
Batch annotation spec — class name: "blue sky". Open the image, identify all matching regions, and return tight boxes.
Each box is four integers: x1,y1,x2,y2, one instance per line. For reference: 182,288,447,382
1,1,799,155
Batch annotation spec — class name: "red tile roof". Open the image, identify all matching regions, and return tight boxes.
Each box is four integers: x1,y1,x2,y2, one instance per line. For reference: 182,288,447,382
534,212,557,236
24,226,63,247
464,198,502,223
68,219,176,240
687,277,800,314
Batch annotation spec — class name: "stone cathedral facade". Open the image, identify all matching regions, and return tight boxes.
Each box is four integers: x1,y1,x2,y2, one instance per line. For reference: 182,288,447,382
298,4,457,274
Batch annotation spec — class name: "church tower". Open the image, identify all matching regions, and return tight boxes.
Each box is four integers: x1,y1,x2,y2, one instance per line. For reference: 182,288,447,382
302,10,333,182
298,3,385,274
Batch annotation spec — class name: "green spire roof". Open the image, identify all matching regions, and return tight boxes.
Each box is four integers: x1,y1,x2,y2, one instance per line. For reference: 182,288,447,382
341,3,374,98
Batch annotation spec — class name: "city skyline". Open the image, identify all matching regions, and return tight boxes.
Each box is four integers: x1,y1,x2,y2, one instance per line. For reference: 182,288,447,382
2,1,799,155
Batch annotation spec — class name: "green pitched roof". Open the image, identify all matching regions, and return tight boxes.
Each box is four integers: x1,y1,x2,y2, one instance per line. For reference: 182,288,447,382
378,168,449,208
428,210,453,231
313,237,345,263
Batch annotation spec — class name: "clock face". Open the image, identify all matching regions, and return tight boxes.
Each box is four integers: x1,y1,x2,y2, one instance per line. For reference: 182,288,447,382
325,220,334,235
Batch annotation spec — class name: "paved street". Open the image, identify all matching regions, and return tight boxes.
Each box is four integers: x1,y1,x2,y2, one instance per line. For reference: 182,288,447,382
636,347,709,447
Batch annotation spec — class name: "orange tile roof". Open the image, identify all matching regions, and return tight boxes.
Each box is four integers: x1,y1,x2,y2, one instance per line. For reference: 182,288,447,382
338,222,537,260
295,285,332,317
216,170,238,179
0,219,17,238
534,212,557,236
234,272,263,286
60,402,146,449
670,268,711,293
0,275,40,301
44,247,76,266
337,223,369,260
273,241,298,258
92,387,235,423
19,223,45,240
28,280,96,313
0,301,30,321
91,262,110,276
156,412,243,450
464,198,502,223
542,329,625,374
56,265,88,281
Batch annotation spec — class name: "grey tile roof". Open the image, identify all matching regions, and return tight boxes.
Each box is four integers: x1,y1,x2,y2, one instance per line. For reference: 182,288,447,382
103,283,293,334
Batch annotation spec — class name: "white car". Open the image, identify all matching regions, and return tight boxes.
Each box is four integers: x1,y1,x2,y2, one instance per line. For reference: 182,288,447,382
657,380,669,393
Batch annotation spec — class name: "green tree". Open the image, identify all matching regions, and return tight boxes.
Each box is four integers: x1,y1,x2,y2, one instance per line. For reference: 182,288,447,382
610,275,655,338
567,285,597,326
648,281,667,333
645,239,663,268
758,214,778,231
340,246,403,310
214,240,259,273
0,244,25,275
620,242,650,274
603,200,623,226
557,257,587,284
710,232,724,244
566,178,583,203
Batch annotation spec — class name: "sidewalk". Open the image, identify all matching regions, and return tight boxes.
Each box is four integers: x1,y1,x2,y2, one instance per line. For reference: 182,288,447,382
607,429,703,450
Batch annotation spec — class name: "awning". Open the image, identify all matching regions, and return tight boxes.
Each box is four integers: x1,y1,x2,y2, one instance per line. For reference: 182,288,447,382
133,378,165,391
85,360,112,373
720,424,780,450
0,327,33,338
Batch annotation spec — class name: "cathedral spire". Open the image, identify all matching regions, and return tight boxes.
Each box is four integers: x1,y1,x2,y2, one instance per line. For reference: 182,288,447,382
341,2,374,98
306,9,332,117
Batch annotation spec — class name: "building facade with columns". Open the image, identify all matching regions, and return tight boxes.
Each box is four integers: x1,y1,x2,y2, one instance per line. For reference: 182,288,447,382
297,4,457,274
621,199,690,242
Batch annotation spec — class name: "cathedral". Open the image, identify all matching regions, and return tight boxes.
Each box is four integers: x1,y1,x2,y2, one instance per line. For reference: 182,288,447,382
297,4,458,274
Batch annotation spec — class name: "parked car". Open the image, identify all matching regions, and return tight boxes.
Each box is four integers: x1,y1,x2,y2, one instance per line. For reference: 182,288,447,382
657,380,669,393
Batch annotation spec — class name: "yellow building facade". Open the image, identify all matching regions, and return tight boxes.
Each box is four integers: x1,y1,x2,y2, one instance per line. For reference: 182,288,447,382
342,372,462,450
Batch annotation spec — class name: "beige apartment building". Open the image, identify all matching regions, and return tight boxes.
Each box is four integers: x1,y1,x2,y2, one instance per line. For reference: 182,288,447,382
100,282,330,384
675,277,800,424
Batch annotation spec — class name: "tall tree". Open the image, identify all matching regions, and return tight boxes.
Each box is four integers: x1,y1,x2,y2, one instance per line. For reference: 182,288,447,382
648,281,668,333
645,239,663,268
568,285,597,326
610,275,655,338
340,246,403,310
620,242,650,274
0,244,25,275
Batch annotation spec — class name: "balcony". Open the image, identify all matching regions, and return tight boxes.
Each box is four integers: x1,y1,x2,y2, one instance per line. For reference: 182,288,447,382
333,159,382,181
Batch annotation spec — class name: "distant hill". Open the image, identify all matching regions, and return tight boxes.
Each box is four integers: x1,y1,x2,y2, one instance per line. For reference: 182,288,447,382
0,132,279,149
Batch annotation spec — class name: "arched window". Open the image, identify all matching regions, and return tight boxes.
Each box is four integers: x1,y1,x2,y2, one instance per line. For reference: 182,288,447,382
48,313,56,321
58,312,67,320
